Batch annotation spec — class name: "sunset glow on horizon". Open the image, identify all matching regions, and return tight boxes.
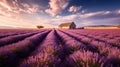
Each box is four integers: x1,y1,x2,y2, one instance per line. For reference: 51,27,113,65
0,0,120,28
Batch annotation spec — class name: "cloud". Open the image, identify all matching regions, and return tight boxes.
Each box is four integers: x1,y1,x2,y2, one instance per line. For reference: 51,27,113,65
0,0,42,17
45,0,69,16
0,0,12,11
68,6,82,12
0,0,120,28
78,10,120,20
79,11,108,18
79,10,120,25
55,14,78,21
118,10,120,13
0,15,35,28
0,9,12,17
51,10,120,27
20,3,41,14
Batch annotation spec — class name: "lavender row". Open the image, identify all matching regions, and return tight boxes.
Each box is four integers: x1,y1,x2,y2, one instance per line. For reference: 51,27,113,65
71,29,120,47
60,30,120,67
59,30,99,53
61,30,120,57
0,29,119,67
0,29,41,38
0,31,50,67
64,48,120,67
55,30,102,67
19,30,61,67
54,30,108,67
0,30,45,47
67,30,120,48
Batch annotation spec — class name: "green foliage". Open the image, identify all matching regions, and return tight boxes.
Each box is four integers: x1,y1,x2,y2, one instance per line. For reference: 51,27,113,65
84,41,90,45
70,46,80,52
36,25,44,29
118,25,120,28
10,47,25,57
118,22,120,28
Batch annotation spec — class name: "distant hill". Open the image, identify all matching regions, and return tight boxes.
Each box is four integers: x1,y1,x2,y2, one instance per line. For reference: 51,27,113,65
0,26,14,28
83,25,119,29
85,25,117,27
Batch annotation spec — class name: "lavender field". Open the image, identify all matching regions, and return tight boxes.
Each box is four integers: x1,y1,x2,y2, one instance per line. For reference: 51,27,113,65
0,29,120,67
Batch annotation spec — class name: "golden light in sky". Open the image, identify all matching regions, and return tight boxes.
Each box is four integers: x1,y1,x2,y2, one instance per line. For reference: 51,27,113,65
0,0,120,28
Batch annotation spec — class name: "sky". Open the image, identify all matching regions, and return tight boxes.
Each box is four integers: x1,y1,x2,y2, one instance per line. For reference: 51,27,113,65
0,0,120,28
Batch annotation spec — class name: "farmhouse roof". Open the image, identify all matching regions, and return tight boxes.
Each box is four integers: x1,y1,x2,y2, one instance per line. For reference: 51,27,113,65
59,22,74,27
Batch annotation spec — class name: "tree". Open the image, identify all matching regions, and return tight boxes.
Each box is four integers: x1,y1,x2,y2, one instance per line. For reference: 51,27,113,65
36,25,44,29
118,25,120,28
118,22,120,28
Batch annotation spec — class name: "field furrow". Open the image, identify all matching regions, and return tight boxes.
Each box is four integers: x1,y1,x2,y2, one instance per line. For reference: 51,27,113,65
0,30,50,67
0,29,120,67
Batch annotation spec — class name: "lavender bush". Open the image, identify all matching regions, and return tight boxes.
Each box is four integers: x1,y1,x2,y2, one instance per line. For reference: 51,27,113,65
0,29,119,67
